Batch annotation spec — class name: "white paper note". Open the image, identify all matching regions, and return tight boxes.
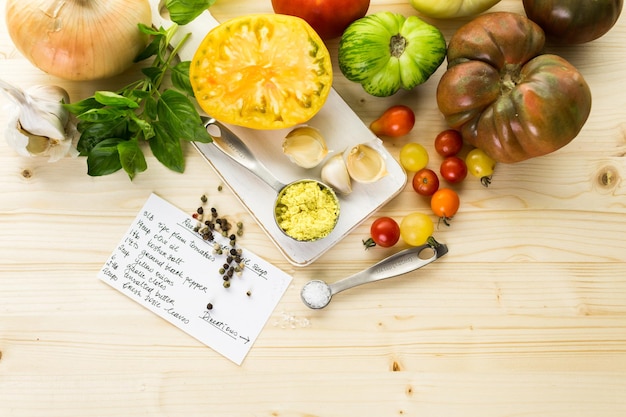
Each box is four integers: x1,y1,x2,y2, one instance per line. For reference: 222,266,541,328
98,193,293,365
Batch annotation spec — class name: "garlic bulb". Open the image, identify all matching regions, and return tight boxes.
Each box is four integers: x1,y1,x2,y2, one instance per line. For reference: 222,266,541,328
321,154,352,195
0,79,77,162
5,0,152,80
345,144,388,183
282,126,328,168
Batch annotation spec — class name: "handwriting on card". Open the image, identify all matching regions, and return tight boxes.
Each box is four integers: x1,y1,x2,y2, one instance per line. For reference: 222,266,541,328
98,193,292,365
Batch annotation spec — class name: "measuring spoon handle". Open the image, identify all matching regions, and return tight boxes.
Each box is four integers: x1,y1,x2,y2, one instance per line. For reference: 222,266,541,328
328,242,448,296
202,117,285,192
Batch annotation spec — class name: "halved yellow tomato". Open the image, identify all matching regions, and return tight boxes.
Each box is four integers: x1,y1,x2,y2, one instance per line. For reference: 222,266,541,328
190,14,333,130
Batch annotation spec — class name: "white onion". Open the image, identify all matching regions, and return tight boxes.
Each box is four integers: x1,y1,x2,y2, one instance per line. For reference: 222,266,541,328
5,0,152,80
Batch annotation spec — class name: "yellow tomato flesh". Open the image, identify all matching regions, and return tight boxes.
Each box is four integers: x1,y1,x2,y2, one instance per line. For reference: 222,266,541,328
190,14,333,130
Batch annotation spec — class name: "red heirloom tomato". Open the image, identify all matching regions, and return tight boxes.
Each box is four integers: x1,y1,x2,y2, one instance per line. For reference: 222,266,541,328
412,168,440,196
370,105,416,137
364,216,401,248
436,12,592,163
271,0,370,40
523,0,623,44
440,156,467,184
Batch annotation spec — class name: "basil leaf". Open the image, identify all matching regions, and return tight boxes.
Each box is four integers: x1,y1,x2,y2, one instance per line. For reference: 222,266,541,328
95,91,139,109
118,139,148,180
87,138,124,176
171,61,193,96
77,118,130,155
135,35,161,62
149,122,185,173
64,97,103,115
138,23,163,36
165,0,216,25
76,107,126,123
157,89,211,143
129,113,155,140
142,66,164,84
144,96,158,120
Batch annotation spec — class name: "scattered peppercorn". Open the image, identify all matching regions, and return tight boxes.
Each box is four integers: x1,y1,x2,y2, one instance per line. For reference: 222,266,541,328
206,302,213,310
190,193,248,299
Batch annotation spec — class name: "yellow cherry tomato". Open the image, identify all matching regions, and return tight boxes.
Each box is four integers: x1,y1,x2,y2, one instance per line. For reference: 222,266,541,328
466,148,496,177
400,212,434,246
399,142,429,172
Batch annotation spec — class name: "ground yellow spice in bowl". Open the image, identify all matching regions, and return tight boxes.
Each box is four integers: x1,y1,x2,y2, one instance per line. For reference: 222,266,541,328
274,180,340,242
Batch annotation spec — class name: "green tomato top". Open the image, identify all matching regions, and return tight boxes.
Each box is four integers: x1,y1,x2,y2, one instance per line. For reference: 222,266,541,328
338,12,446,97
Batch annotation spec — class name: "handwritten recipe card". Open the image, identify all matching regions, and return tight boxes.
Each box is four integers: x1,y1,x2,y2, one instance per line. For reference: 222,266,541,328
98,193,292,365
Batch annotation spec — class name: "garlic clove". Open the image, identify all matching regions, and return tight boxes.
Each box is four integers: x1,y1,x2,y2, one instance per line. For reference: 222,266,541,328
345,143,388,183
321,153,353,195
1,79,77,161
282,126,328,168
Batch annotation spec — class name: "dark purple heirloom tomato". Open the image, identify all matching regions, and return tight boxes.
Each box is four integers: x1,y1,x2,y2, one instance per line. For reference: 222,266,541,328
436,12,592,163
523,0,623,44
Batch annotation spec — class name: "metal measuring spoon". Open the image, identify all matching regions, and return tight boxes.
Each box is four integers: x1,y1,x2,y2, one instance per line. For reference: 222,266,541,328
201,117,340,241
301,242,448,309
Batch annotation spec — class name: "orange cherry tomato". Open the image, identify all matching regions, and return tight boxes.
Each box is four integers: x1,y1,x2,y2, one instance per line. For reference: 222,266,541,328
430,188,460,225
369,105,416,137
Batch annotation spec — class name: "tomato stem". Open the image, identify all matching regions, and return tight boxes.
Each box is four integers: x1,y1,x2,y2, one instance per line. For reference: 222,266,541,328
389,34,407,58
436,215,453,228
500,63,522,94
362,238,376,250
427,236,441,248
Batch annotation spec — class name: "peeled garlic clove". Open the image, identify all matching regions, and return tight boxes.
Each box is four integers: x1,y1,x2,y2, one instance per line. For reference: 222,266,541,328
321,154,352,195
282,126,328,168
345,144,388,183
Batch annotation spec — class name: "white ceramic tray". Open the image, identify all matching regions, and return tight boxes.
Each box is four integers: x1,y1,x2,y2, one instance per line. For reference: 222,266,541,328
151,2,407,266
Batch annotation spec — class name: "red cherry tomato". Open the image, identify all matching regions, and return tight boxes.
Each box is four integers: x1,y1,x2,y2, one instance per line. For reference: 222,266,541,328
363,216,401,248
440,156,467,184
370,105,416,137
431,188,460,225
434,129,463,157
412,168,440,196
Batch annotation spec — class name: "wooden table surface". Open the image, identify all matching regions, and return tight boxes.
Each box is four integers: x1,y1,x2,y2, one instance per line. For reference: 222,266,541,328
2,1,626,416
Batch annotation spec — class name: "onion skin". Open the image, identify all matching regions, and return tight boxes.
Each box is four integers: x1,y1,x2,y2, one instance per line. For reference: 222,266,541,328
5,0,152,81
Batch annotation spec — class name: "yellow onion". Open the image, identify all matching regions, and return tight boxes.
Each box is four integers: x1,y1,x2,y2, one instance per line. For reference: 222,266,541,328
5,0,152,81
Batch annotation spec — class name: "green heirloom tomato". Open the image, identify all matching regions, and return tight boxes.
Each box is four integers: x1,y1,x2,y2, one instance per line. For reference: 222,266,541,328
436,12,592,163
523,0,623,44
338,12,446,97
410,0,501,18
